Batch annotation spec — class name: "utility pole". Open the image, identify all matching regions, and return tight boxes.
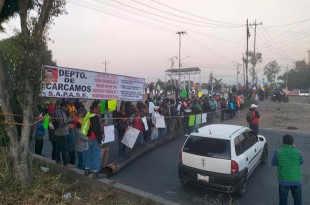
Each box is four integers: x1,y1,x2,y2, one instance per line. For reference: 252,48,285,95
286,65,288,90
249,20,263,84
176,31,187,86
242,53,245,85
246,19,250,87
167,56,178,86
237,66,240,90
102,60,110,73
232,62,242,90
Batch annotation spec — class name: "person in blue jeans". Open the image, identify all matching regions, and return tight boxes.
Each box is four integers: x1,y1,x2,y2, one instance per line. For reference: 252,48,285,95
74,121,88,170
83,101,104,179
271,134,304,205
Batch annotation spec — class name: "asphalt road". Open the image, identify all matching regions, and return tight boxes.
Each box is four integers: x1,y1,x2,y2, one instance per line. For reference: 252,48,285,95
108,128,310,205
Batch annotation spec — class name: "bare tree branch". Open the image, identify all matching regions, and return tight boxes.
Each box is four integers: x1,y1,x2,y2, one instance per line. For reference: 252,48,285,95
0,0,5,15
34,0,53,40
19,0,30,37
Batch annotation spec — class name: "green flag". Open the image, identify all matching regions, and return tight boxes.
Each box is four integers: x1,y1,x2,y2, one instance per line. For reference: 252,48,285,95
181,90,187,98
195,114,201,125
100,101,106,115
189,115,195,126
43,114,50,129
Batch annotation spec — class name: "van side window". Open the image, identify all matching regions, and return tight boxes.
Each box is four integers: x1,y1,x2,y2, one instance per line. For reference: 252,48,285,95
238,133,252,153
234,137,242,156
247,131,258,145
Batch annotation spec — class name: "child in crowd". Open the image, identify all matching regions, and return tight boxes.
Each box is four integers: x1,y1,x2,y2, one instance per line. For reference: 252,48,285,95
74,121,88,170
35,115,45,156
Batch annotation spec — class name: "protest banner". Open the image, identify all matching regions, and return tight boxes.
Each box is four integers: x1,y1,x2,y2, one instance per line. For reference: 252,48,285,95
41,65,145,101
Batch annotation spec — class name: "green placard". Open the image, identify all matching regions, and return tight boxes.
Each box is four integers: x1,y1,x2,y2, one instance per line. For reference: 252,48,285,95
43,114,50,129
195,114,201,125
100,101,106,114
181,90,187,98
189,115,195,126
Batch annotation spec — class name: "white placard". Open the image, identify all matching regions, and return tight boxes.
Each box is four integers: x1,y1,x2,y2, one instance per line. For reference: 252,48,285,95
148,102,155,114
201,113,207,124
155,116,166,128
41,65,145,101
103,125,115,143
121,127,140,149
142,116,148,131
177,104,181,111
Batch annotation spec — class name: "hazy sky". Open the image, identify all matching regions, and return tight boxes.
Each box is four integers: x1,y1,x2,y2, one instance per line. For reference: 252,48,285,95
1,0,310,85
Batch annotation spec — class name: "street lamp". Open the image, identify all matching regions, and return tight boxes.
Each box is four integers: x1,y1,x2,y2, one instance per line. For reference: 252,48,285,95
178,55,191,67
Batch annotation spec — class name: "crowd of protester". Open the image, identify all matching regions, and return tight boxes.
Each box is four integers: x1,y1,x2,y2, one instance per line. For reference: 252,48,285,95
34,88,247,178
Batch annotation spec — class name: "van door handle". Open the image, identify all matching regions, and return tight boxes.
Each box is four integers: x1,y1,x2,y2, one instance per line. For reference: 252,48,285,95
255,149,257,152
246,157,248,161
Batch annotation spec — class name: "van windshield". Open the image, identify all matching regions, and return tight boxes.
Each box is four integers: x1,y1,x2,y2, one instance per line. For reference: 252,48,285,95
299,90,309,94
183,136,231,159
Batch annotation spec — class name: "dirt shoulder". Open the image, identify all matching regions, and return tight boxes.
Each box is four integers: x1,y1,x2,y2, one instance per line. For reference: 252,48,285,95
219,96,310,133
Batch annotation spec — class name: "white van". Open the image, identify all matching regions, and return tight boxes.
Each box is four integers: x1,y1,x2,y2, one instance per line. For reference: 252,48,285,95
178,124,268,196
298,89,310,96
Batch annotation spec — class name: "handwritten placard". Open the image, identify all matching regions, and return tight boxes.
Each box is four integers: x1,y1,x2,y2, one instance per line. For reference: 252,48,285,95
103,125,115,143
155,116,166,128
121,127,140,148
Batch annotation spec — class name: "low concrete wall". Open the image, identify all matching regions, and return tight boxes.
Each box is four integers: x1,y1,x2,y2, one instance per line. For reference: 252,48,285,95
33,154,180,205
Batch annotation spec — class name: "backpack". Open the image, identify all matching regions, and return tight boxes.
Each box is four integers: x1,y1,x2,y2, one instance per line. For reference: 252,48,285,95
246,111,254,123
51,109,64,130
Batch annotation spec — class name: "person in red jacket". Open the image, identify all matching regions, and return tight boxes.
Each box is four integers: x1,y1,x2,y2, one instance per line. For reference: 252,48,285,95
132,110,145,147
248,104,260,135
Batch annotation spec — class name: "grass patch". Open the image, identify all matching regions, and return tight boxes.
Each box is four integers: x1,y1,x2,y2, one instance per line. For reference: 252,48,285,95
0,147,148,205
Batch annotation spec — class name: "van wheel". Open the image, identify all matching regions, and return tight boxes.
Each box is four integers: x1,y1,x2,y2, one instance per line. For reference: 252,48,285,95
260,145,268,165
236,175,247,196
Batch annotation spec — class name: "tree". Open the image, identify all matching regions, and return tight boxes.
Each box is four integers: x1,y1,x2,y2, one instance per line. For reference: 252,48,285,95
148,82,155,94
263,60,281,83
243,51,262,84
0,0,66,186
278,60,310,90
213,78,223,93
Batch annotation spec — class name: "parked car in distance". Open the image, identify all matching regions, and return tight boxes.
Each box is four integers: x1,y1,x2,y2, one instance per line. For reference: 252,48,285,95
298,89,310,96
178,124,268,196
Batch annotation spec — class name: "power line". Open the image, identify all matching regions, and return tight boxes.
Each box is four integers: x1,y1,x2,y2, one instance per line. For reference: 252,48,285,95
68,0,176,33
261,27,296,61
111,0,242,28
150,0,243,26
128,0,243,28
69,0,245,47
263,18,310,28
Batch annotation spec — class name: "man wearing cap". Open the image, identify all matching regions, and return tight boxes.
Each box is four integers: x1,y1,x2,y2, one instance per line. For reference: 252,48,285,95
248,104,260,135
151,106,160,140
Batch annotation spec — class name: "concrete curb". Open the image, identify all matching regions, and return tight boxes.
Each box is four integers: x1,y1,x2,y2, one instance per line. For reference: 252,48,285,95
33,154,180,205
